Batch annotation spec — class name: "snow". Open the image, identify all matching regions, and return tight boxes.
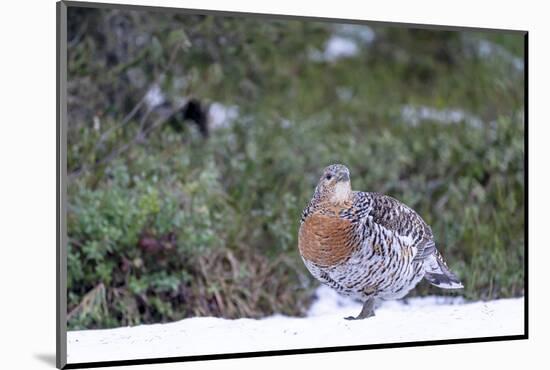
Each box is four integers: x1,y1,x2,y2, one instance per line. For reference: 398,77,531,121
208,102,239,129
144,84,165,109
310,24,376,62
310,36,359,62
475,39,524,72
67,285,524,364
334,24,376,44
400,105,484,129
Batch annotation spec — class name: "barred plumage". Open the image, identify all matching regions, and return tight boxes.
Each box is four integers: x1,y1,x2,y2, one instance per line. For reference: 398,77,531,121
298,164,463,320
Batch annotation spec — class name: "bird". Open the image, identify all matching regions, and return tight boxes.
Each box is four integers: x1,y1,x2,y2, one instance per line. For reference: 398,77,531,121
298,164,463,320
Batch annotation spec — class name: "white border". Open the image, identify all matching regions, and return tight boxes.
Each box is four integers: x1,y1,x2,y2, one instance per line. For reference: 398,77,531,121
2,0,547,369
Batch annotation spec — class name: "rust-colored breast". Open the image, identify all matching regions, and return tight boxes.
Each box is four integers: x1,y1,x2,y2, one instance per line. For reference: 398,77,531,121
298,212,358,268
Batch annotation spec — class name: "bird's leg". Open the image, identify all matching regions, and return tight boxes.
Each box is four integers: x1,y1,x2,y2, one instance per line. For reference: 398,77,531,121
345,297,376,320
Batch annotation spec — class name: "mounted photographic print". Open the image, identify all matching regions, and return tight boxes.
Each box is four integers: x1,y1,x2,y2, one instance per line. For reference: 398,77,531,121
56,1,527,368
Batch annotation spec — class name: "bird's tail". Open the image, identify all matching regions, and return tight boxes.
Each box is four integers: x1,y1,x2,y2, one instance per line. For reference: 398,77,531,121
423,249,463,289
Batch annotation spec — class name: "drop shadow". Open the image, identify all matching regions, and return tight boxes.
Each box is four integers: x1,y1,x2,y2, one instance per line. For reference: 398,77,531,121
34,353,56,367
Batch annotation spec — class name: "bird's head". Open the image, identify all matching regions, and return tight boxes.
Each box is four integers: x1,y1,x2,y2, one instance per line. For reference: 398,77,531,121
314,164,352,204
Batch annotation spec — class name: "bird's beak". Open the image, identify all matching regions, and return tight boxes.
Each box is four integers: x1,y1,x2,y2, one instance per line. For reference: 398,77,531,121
338,172,350,182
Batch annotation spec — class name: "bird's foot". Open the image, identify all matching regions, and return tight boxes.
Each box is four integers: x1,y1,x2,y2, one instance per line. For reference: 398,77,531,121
344,298,376,320
344,311,375,320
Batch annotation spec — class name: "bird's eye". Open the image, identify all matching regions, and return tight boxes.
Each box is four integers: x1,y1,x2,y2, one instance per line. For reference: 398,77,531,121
325,174,332,180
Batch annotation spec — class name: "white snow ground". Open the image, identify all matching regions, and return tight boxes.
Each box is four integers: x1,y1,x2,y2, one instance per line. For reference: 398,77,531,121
67,286,524,364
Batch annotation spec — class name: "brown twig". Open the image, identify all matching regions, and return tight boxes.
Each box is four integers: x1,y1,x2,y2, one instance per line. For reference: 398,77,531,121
67,283,106,322
94,94,147,151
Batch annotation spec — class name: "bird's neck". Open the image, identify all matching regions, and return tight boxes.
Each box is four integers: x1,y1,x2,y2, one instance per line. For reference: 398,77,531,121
330,182,352,204
313,181,353,207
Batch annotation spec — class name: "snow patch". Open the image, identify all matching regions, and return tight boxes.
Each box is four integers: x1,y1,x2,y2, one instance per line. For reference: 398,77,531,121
334,24,376,44
310,23,376,62
461,35,524,72
67,286,524,364
144,84,165,109
308,285,465,317
476,39,524,72
310,36,359,62
280,118,292,129
336,87,354,102
401,105,484,129
208,102,239,129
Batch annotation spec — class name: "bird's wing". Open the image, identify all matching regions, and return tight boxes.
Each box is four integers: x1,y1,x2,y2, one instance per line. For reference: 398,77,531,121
300,201,313,225
360,192,435,261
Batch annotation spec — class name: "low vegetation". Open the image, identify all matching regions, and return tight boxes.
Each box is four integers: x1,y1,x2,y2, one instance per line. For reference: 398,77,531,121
66,7,525,329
